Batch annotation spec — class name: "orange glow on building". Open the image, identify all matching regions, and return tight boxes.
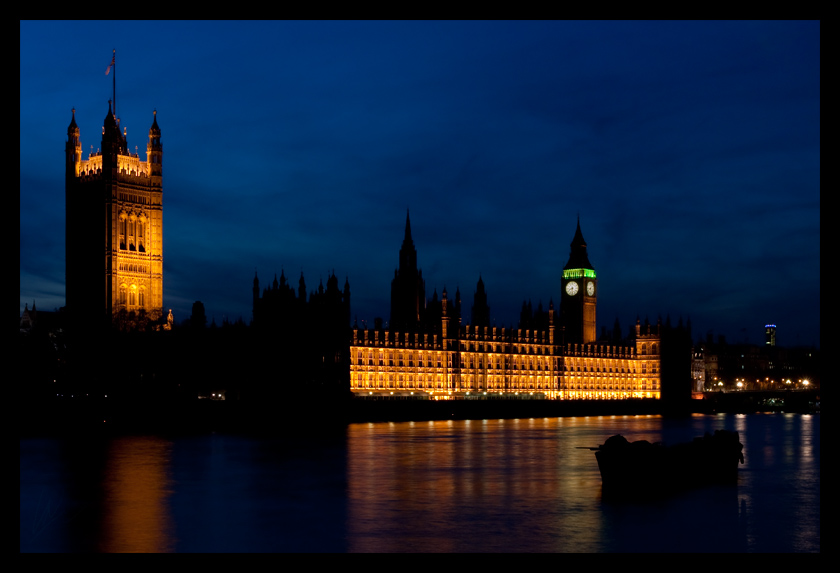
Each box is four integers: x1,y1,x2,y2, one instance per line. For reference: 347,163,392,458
349,215,660,401
65,105,164,328
349,322,660,400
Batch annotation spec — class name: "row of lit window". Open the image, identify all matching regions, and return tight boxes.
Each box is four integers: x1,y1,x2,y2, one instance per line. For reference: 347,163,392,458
119,193,151,205
119,217,146,252
351,360,655,375
351,376,656,392
118,285,146,308
118,263,148,274
351,370,656,386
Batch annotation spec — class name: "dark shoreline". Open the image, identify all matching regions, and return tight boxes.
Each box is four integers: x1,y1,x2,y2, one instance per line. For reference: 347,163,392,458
20,397,682,438
19,391,818,438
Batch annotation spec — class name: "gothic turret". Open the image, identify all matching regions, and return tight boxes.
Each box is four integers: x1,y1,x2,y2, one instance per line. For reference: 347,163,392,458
390,210,426,332
441,287,450,339
101,101,126,173
66,109,81,178
147,110,162,179
471,275,490,329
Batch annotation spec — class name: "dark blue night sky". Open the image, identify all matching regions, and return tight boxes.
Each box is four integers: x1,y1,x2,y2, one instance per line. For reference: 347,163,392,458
19,21,820,348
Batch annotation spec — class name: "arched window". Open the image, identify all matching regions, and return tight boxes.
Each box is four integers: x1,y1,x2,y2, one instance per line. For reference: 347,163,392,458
119,214,127,250
137,219,145,252
128,216,136,251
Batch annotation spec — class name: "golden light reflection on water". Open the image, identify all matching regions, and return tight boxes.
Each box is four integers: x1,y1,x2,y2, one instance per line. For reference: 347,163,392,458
790,414,820,552
20,413,817,552
99,436,175,553
346,417,614,552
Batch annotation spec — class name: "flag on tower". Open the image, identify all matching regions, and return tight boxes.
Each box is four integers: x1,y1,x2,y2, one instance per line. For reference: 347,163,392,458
105,55,114,75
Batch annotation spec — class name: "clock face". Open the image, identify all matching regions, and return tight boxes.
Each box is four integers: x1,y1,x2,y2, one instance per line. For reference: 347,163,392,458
586,281,595,296
565,281,579,296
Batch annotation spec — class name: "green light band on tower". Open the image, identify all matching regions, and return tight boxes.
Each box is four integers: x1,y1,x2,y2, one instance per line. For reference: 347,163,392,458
562,268,596,279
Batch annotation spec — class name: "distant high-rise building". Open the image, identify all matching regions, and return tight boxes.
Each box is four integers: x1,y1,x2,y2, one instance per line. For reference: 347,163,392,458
65,103,164,329
765,324,776,346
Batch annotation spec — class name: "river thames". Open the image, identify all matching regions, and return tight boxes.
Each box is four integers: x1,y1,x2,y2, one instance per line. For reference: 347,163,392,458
20,412,819,552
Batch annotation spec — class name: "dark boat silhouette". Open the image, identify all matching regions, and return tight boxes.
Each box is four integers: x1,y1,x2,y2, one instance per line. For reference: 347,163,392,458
590,430,744,495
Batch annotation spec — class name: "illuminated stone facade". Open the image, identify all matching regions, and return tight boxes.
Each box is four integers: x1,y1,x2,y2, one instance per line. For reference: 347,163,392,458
350,215,660,400
65,105,164,328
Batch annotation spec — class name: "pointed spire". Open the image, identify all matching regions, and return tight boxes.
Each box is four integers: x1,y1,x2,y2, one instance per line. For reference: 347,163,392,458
68,108,78,133
564,216,595,271
396,209,419,279
104,100,116,128
572,215,586,250
149,109,161,137
327,271,339,292
405,208,412,242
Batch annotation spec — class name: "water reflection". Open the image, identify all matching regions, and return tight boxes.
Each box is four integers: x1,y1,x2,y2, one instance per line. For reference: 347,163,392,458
344,414,819,552
19,435,175,552
346,417,616,552
21,413,818,552
99,437,175,552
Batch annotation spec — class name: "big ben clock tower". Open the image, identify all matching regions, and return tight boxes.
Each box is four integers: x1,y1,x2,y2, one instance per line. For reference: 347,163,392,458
560,218,596,345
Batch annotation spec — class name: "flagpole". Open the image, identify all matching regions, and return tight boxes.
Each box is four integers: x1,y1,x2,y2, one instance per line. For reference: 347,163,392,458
112,49,116,120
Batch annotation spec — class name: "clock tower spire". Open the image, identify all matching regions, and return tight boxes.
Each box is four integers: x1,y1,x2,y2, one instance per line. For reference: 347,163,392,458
560,217,597,345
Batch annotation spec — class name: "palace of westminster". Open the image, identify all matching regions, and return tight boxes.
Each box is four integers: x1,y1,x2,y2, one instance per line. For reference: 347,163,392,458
56,99,662,401
343,212,661,401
